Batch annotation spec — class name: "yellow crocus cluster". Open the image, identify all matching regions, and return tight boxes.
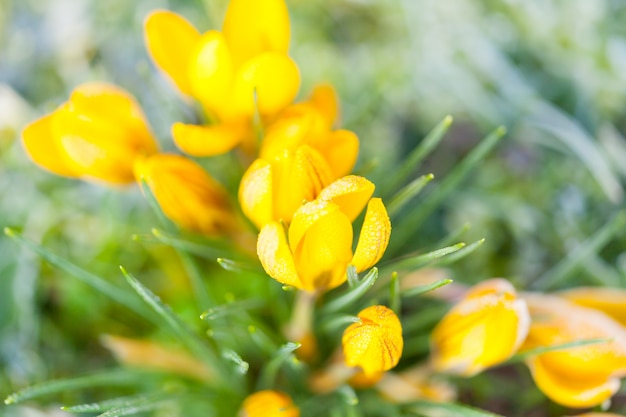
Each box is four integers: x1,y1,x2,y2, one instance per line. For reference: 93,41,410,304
145,0,300,157
429,279,626,409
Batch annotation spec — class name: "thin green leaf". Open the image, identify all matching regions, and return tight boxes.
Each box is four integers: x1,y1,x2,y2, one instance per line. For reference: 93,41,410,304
337,385,359,406
119,267,228,385
96,400,174,417
384,115,453,195
387,173,435,217
407,400,504,417
402,278,453,298
200,299,264,320
435,238,485,266
389,272,401,313
222,349,249,374
321,268,379,314
151,228,230,260
3,228,155,324
347,265,359,288
508,338,613,364
138,179,177,233
435,222,471,248
4,370,150,405
532,211,626,290
389,126,505,254
257,342,301,390
383,243,465,273
319,315,361,334
217,258,263,274
62,392,166,413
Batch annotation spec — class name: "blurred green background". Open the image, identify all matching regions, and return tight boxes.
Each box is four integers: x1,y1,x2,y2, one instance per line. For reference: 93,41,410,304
2,0,626,415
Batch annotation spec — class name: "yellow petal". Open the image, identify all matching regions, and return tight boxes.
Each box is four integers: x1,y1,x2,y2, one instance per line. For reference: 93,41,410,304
239,390,300,417
307,84,339,128
260,109,318,159
318,175,375,222
559,287,626,327
239,159,274,230
289,200,353,291
21,112,81,178
527,355,620,409
228,53,300,120
187,30,234,118
342,305,403,376
320,129,359,178
134,154,235,235
172,122,246,156
223,0,290,69
144,11,201,96
271,146,334,224
430,279,530,376
257,222,302,289
352,198,391,272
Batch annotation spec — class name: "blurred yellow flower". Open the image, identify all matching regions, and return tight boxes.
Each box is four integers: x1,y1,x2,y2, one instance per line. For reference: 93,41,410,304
558,287,626,326
239,390,299,417
22,83,158,184
134,153,238,236
342,305,403,376
430,278,530,376
256,175,391,292
522,294,626,409
144,0,300,157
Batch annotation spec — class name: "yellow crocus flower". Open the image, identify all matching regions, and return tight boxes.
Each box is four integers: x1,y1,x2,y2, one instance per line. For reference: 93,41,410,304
22,83,158,184
144,0,300,157
558,287,626,326
257,175,391,292
430,278,530,376
239,390,300,417
238,145,335,229
522,294,626,409
134,153,238,236
342,305,404,376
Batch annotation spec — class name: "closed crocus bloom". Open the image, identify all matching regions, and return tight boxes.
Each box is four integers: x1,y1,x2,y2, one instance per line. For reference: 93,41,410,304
144,0,300,157
257,175,391,292
261,89,358,178
558,287,626,326
22,83,158,184
430,279,530,376
239,390,299,417
134,154,237,236
238,145,334,229
522,294,626,409
342,305,403,376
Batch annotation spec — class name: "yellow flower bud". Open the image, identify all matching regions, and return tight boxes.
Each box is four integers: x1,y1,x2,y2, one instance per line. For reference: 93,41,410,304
342,305,403,376
256,175,391,292
558,287,626,326
22,83,158,184
522,294,626,409
239,390,299,417
134,154,237,236
430,278,530,376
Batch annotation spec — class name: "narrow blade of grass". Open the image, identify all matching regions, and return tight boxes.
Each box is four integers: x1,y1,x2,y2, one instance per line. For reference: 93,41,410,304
402,278,453,298
62,392,167,413
382,243,465,273
257,342,301,390
531,211,626,290
96,400,174,417
389,126,505,254
406,401,504,417
150,228,230,260
4,370,151,405
508,338,613,364
3,228,155,324
217,258,264,274
384,115,453,195
435,238,485,266
389,272,401,313
321,268,379,314
138,179,176,233
119,267,228,386
387,174,434,218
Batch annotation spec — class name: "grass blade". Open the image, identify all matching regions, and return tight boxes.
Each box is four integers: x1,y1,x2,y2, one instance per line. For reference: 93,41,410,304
321,268,379,314
508,338,613,364
150,228,230,260
387,173,434,218
435,238,485,266
406,401,504,417
382,243,465,273
402,278,453,298
4,370,151,405
3,228,155,324
257,342,301,390
389,126,505,254
62,392,167,413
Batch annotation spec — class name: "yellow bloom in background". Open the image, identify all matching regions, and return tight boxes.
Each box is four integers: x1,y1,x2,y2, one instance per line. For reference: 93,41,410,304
521,294,626,409
239,390,300,417
238,145,334,229
22,83,158,184
144,0,300,157
134,154,238,236
257,175,391,292
430,278,530,376
260,86,359,179
558,287,626,326
342,305,403,376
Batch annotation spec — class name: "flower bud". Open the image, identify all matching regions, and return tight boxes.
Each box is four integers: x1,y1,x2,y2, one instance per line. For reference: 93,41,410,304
239,390,299,417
